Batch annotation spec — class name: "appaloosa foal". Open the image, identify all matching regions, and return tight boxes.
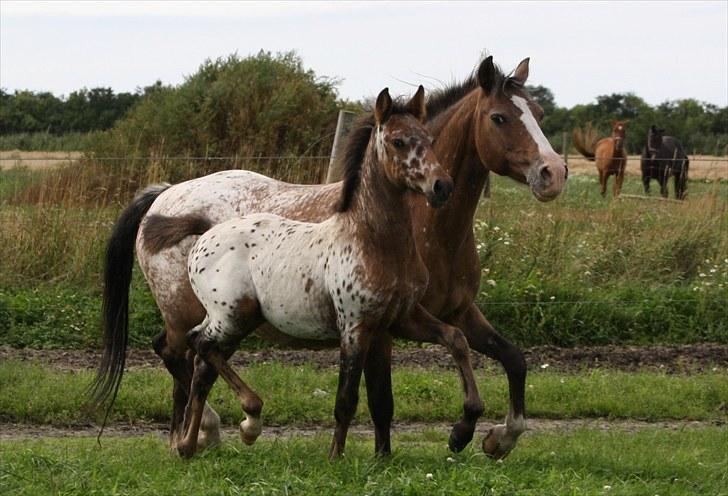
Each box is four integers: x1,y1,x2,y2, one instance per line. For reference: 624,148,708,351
162,87,484,459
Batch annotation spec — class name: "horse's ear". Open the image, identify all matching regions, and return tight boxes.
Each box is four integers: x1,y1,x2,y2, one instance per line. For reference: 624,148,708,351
512,57,530,85
406,85,426,122
477,56,496,94
375,88,393,125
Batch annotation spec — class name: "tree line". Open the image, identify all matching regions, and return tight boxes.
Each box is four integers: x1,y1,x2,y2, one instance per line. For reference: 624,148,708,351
0,87,142,134
528,86,728,155
1,52,726,156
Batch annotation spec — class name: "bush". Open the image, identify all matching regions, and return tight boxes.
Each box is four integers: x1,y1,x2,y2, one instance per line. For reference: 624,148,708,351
91,51,344,185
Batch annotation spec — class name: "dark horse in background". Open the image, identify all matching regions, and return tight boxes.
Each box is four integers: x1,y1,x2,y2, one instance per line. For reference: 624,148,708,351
641,125,689,199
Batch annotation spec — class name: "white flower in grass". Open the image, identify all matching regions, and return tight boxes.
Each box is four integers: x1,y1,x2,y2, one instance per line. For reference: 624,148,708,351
603,485,612,490
312,388,328,398
425,473,434,480
446,457,456,463
540,363,549,369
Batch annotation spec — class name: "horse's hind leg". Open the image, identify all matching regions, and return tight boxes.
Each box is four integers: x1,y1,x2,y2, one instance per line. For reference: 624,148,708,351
152,327,220,451
177,352,219,458
364,334,393,456
392,304,484,454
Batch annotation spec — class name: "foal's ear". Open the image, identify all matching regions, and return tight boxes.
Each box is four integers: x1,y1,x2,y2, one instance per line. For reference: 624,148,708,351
477,56,496,94
375,88,393,125
512,57,530,86
406,85,426,122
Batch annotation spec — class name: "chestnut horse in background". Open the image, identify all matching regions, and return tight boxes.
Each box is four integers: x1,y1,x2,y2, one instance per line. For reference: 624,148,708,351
92,56,568,460
574,121,628,197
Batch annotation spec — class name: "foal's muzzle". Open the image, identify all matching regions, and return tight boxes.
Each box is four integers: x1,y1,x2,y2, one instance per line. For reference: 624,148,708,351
427,178,454,208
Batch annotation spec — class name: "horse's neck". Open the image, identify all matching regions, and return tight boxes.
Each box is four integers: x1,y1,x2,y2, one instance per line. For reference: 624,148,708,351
418,94,487,245
344,151,415,249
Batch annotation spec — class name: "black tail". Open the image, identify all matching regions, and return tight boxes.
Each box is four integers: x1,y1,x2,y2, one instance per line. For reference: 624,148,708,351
89,183,170,414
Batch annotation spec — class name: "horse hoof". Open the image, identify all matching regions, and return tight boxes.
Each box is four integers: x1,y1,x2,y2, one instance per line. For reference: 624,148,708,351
482,424,516,460
447,423,474,453
176,441,196,459
240,417,261,445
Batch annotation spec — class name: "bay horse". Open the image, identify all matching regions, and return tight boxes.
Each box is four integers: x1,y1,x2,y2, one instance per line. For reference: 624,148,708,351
573,121,628,197
160,87,484,459
641,125,689,199
92,55,568,459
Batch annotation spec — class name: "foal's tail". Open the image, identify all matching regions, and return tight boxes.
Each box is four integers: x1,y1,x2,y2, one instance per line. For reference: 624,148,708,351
89,183,170,414
572,124,597,161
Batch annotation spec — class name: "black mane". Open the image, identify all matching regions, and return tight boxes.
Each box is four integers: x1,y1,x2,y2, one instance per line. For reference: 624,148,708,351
335,100,411,213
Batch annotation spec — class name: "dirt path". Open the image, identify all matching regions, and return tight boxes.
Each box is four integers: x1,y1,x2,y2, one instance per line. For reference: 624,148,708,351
1,418,720,442
2,344,726,374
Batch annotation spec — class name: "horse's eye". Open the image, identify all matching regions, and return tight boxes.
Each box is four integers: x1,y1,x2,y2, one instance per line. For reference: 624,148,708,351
393,138,405,149
491,114,506,125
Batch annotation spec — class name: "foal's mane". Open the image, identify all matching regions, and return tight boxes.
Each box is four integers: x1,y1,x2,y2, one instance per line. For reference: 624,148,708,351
335,100,412,213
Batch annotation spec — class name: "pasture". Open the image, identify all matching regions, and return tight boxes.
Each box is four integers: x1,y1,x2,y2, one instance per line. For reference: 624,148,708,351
1,159,727,494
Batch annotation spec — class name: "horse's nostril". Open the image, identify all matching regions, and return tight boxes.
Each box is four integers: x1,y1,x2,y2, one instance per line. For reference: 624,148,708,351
539,165,552,184
432,179,452,203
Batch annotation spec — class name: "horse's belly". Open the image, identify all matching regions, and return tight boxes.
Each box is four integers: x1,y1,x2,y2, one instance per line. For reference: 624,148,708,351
252,245,338,341
259,296,338,340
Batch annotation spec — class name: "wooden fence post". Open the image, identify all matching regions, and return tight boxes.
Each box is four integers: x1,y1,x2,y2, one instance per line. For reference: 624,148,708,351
325,110,357,183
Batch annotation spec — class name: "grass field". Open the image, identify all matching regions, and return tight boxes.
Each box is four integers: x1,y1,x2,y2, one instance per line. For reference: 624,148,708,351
2,360,727,495
2,427,726,495
2,361,726,425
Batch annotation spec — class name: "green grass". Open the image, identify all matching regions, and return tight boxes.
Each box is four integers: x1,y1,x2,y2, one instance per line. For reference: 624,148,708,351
2,361,726,426
1,428,726,495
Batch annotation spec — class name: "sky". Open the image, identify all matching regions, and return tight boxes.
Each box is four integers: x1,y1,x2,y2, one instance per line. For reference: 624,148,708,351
1,1,727,108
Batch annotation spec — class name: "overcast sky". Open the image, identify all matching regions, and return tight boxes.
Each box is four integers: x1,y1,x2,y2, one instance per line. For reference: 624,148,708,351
1,1,727,108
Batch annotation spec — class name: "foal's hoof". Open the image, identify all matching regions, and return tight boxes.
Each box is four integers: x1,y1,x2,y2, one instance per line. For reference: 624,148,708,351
240,417,262,445
482,424,517,460
447,422,474,453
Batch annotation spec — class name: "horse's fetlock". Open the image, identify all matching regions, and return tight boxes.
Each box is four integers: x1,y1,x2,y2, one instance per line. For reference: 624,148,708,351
465,399,485,420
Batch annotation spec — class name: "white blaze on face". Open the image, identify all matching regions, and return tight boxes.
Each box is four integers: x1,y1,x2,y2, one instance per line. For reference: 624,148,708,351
510,95,559,159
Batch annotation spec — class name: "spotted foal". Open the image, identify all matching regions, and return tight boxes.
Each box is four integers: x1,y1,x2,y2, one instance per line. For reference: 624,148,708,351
175,87,484,458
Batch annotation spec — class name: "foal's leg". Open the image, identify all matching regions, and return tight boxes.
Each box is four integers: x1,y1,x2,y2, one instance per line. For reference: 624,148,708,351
329,327,374,459
177,353,218,458
451,304,526,459
392,304,484,453
363,333,394,456
201,349,264,446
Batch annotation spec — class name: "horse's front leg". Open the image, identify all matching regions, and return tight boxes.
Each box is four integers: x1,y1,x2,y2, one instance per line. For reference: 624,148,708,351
363,333,394,456
329,326,373,459
451,304,527,459
391,304,484,453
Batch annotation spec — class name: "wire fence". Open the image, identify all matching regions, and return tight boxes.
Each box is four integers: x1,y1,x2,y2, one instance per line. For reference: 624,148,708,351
1,155,727,163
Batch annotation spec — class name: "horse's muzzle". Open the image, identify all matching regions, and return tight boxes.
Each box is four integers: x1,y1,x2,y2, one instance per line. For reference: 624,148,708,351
427,178,453,208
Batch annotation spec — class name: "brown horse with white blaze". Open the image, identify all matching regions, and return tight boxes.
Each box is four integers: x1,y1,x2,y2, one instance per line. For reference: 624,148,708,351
92,55,567,459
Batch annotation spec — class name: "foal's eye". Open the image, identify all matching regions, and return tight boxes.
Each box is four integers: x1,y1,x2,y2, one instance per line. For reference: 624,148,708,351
392,138,405,149
491,114,506,125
